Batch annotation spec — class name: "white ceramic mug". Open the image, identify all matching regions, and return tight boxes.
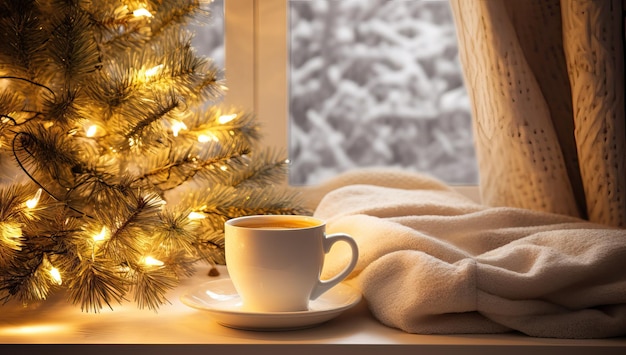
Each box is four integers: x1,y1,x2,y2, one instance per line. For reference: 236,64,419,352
225,215,359,312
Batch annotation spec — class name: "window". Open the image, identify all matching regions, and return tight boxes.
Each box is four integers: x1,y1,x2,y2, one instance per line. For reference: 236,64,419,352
219,0,477,186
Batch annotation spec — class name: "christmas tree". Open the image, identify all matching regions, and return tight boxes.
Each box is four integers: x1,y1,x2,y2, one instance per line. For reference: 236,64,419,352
0,0,307,312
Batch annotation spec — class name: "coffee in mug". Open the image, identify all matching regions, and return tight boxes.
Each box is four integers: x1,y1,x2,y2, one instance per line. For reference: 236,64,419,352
225,215,359,312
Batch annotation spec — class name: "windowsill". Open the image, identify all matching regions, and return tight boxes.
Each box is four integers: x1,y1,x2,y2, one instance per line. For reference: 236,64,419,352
1,264,625,354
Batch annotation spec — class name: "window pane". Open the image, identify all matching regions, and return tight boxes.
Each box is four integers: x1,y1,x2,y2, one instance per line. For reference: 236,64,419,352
288,0,477,185
191,0,225,69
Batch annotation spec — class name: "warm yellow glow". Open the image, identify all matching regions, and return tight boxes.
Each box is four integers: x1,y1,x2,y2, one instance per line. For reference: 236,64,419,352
198,132,219,143
86,125,98,137
0,223,22,250
217,113,237,124
171,120,187,137
220,165,228,171
145,64,163,78
143,256,164,266
187,211,206,220
49,267,62,285
0,323,70,336
133,7,152,18
25,188,42,209
93,227,108,241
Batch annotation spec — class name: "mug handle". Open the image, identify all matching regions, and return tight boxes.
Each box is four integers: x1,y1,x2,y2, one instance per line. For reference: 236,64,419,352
310,233,359,300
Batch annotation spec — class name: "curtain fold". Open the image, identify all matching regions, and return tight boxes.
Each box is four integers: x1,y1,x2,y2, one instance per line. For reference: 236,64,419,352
450,0,626,227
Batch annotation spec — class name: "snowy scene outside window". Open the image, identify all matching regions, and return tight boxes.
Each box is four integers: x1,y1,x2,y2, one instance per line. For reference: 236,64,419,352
288,0,477,185
192,0,477,186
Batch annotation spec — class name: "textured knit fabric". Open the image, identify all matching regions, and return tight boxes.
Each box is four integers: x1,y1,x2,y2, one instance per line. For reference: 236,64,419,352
449,0,626,227
313,169,626,338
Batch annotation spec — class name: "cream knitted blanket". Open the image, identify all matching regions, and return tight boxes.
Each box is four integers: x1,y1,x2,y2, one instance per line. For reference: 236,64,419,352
314,170,626,338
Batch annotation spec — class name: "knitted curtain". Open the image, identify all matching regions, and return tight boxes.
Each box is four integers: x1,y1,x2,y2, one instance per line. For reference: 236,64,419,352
449,0,626,227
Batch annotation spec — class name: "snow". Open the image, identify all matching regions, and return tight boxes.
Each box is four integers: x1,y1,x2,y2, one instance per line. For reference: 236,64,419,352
288,0,477,185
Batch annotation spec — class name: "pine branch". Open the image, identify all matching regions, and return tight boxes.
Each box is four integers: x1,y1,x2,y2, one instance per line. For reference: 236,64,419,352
188,108,261,147
0,0,48,81
0,222,22,268
0,214,72,305
98,191,164,264
0,76,57,116
155,32,225,105
0,91,25,124
47,6,101,85
0,253,53,304
154,209,198,256
91,3,153,50
198,184,310,226
42,88,82,127
163,251,201,278
131,265,177,311
85,54,143,117
13,126,82,197
117,91,182,153
229,148,291,188
134,135,251,191
0,183,41,222
66,258,128,312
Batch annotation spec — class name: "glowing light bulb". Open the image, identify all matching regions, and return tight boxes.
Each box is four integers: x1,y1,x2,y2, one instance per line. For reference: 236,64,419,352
133,7,152,18
49,267,62,285
145,64,163,78
86,125,97,137
188,212,206,220
217,114,237,124
25,188,42,209
143,256,164,266
93,227,108,241
171,120,187,137
198,132,219,143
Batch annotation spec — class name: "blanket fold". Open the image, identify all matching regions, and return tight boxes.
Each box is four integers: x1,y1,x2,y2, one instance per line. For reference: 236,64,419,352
314,170,626,338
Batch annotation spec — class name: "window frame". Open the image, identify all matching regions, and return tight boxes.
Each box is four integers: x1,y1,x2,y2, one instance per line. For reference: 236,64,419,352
224,0,289,152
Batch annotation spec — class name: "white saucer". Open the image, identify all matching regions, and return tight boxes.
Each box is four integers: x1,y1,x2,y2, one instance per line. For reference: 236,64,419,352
180,278,361,331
